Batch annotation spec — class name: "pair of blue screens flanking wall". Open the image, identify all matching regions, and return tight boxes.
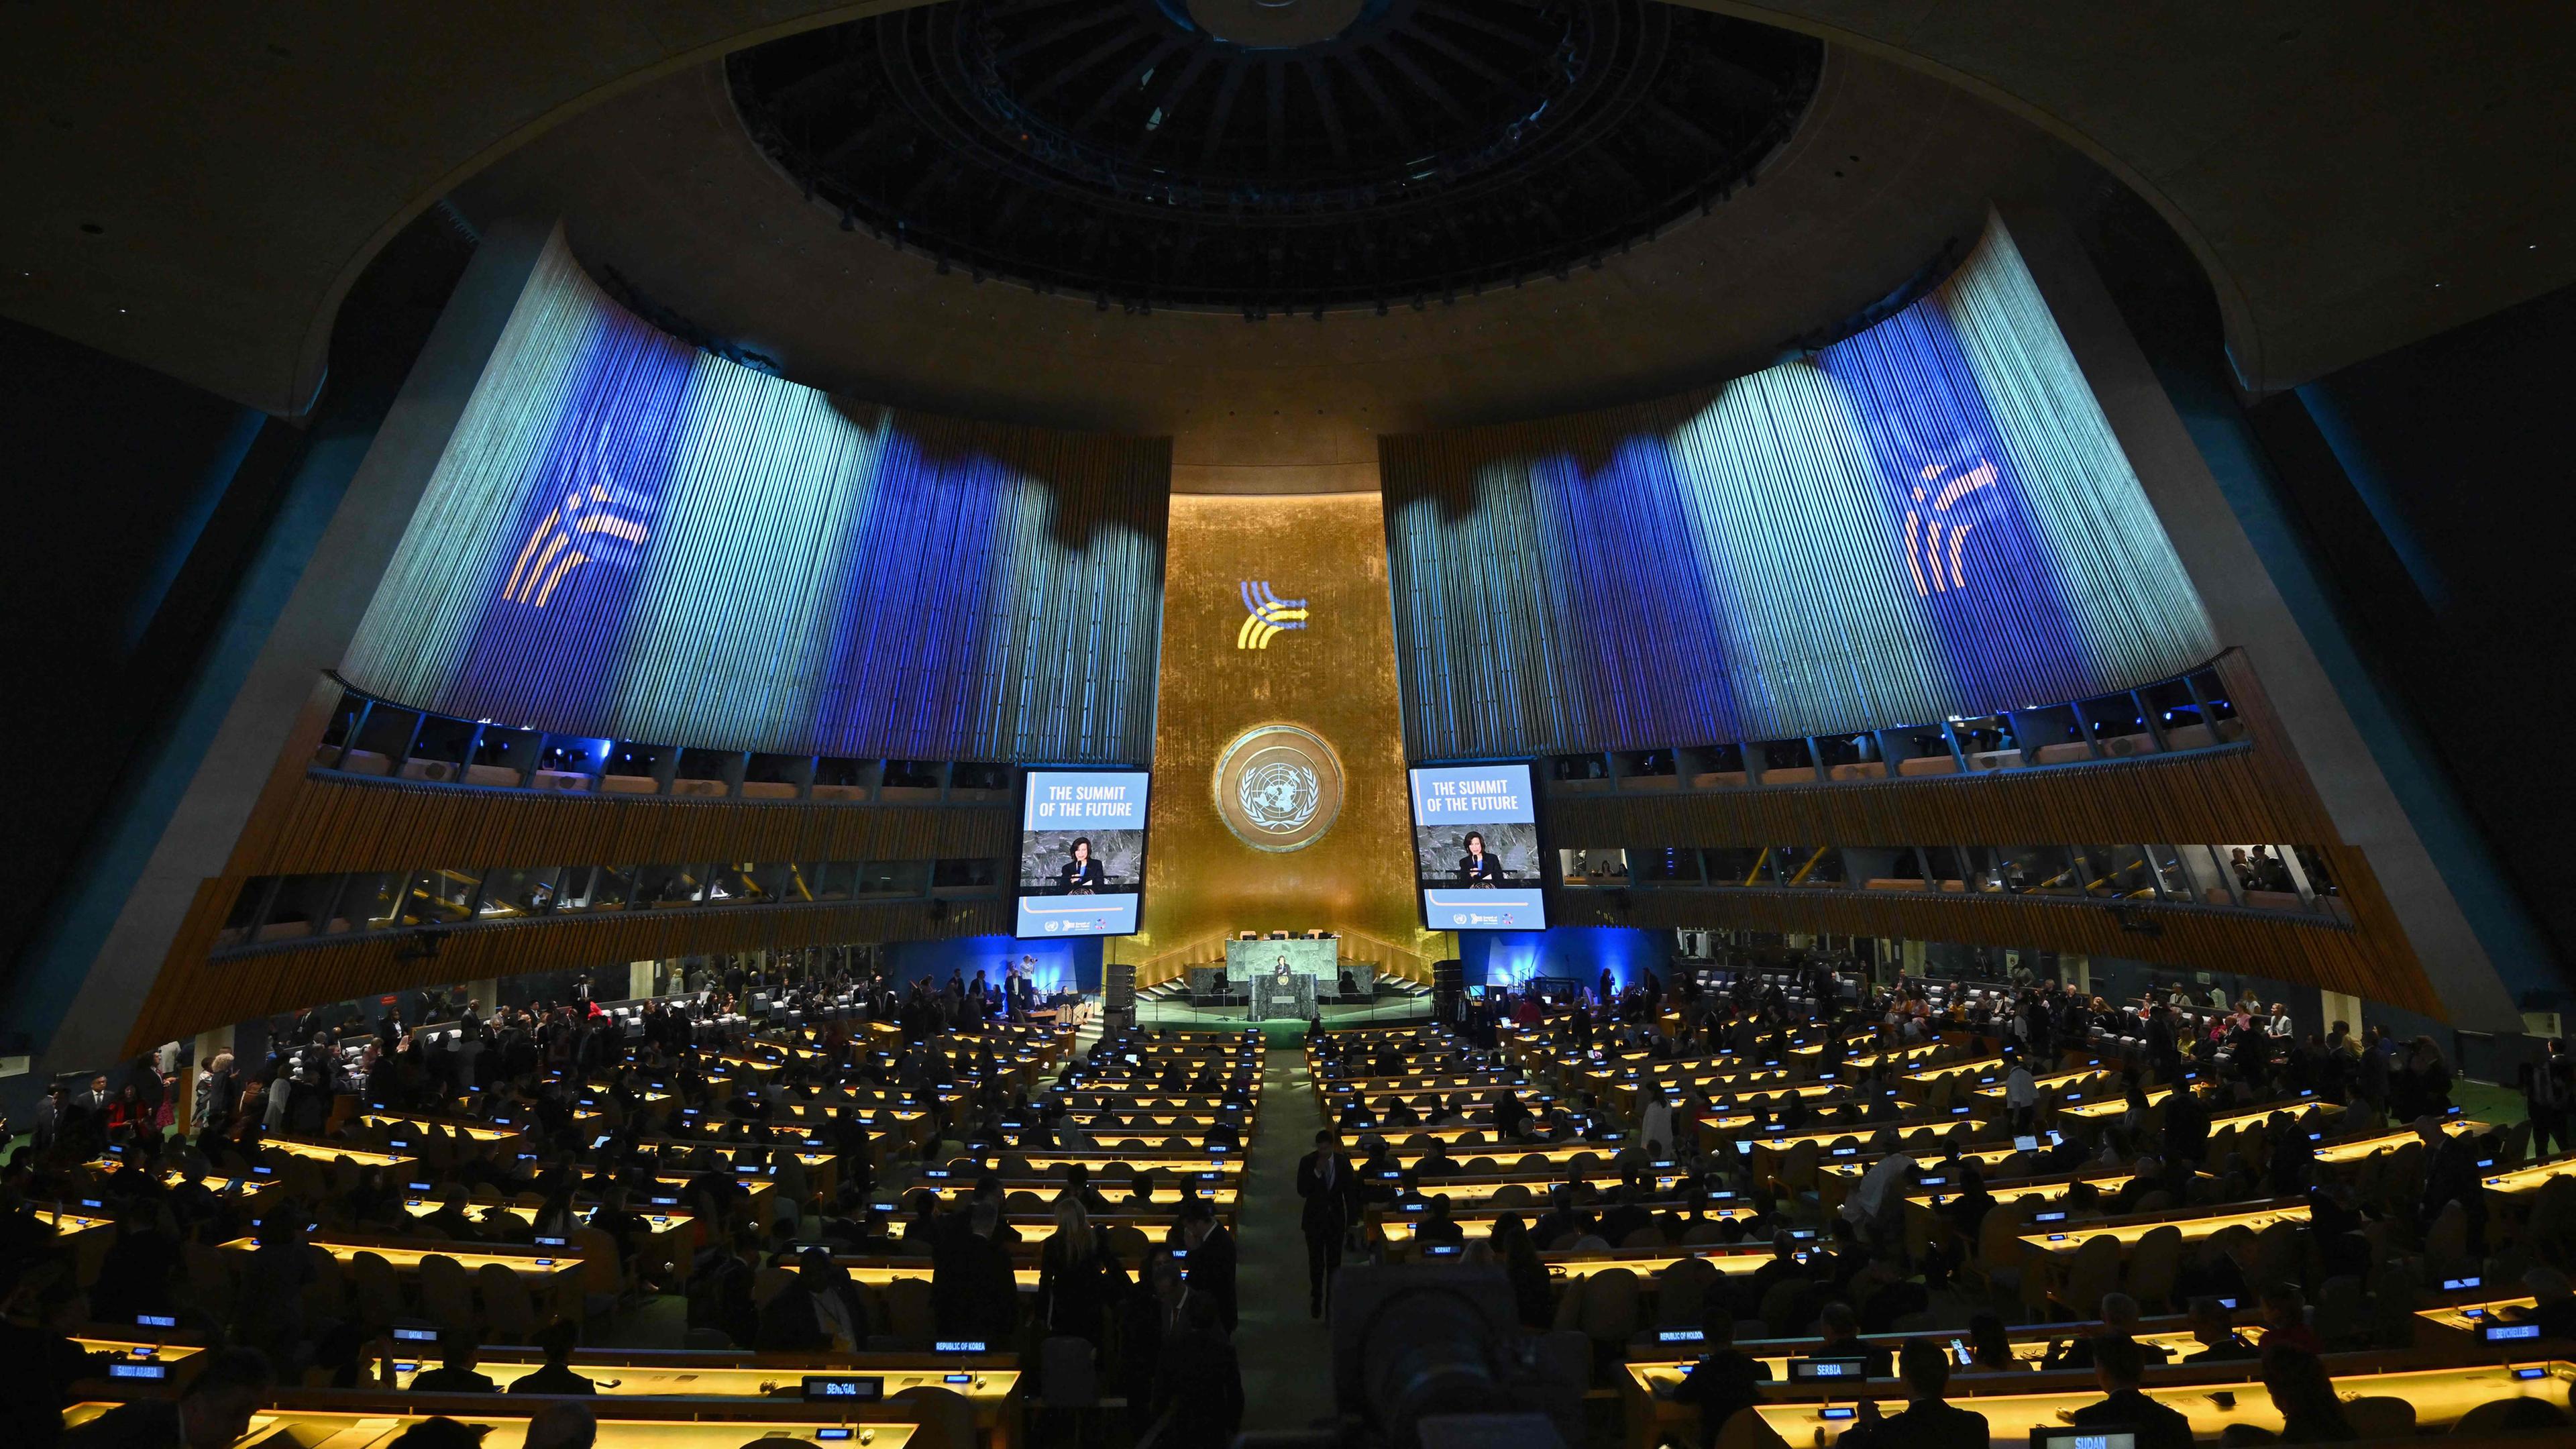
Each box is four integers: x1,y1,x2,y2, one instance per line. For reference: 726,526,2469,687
340,227,1169,765
1380,213,2217,761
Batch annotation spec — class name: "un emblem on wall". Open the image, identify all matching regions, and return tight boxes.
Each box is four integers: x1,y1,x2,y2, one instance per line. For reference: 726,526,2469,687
1214,723,1344,853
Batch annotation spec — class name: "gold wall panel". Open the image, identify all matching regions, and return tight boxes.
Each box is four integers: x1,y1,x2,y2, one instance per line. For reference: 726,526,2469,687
1123,491,1429,970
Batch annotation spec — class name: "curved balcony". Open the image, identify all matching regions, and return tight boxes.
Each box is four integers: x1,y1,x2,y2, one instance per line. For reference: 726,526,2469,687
309,677,1022,806
1538,657,2244,798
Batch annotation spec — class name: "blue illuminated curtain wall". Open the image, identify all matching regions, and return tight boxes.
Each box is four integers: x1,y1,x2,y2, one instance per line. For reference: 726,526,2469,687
342,229,1168,764
1381,214,2214,759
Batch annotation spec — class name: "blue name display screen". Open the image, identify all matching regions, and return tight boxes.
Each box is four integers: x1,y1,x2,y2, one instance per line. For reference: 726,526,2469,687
1409,763,1546,930
1016,769,1148,937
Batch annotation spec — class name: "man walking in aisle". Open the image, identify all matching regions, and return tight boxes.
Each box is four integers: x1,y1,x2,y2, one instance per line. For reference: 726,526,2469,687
1297,1128,1356,1317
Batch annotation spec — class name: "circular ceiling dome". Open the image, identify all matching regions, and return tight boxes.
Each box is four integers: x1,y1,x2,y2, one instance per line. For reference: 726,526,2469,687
726,0,1821,313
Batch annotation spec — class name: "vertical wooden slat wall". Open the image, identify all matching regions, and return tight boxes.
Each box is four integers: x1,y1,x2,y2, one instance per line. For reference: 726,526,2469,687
1380,215,2214,761
340,228,1169,765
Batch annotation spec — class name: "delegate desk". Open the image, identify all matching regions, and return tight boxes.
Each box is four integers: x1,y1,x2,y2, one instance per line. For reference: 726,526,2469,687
1730,1116,1988,1177
65,1394,929,1449
72,1336,207,1381
2018,1200,2311,1309
1385,1140,1617,1173
947,1152,1245,1179
260,1136,417,1170
2316,1118,2484,1167
360,1111,524,1142
1902,1171,2140,1249
1621,1328,2208,1449
1749,1360,2576,1445
398,1199,696,1269
38,1207,115,1283
227,1233,586,1313
1379,1199,1758,1246
384,1350,1022,1449
2418,1293,2544,1334
1895,1055,2009,1104
2480,1156,2576,1204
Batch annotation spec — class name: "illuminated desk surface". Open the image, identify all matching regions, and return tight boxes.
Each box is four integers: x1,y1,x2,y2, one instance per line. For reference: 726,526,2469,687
260,1136,417,1169
66,1400,924,1449
2316,1118,2483,1165
1906,1172,2137,1216
1625,1329,2204,1388
388,1356,1020,1407
1379,1201,1758,1243
1750,1360,2576,1444
947,1153,1244,1176
1792,1042,1940,1069
225,1234,586,1283
1352,1171,1697,1205
73,1336,206,1366
916,1182,1240,1208
1387,1141,1609,1171
2053,1085,2172,1120
1541,1248,1776,1281
2020,1201,2310,1256
400,1199,697,1239
1053,1093,1245,1111
2418,1295,2541,1332
2481,1157,2576,1196
38,1207,111,1235
1730,1118,1986,1168
361,1112,522,1142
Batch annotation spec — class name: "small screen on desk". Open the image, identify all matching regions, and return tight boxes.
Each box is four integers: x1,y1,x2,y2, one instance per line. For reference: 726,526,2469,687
2014,1136,2039,1151
2031,1430,2137,1449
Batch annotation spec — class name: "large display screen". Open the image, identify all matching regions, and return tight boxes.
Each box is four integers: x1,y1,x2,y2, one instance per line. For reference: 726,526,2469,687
1409,763,1546,931
1015,769,1150,937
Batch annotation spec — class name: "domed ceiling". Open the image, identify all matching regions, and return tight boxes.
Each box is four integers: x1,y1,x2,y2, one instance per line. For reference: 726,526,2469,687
453,3,2102,482
726,0,1821,313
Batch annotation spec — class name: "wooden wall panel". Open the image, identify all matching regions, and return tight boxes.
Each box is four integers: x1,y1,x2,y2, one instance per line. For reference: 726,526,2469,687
230,775,1016,876
1524,648,2443,1014
1541,744,2296,852
125,896,1008,1053
1593,879,2439,1017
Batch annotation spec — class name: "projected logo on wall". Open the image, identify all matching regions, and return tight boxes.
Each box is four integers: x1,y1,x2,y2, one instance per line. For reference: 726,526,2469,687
1902,459,1998,595
500,480,657,608
1236,580,1309,649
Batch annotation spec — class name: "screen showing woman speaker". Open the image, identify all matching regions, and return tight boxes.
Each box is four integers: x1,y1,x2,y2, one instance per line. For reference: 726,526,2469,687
1016,769,1150,937
1407,763,1546,930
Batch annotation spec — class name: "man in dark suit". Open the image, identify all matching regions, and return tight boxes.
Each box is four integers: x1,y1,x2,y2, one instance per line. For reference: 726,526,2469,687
1297,1129,1356,1318
2068,1335,2192,1449
1836,1340,1986,1449
1178,1199,1238,1334
62,1075,111,1150
1658,1313,1771,1447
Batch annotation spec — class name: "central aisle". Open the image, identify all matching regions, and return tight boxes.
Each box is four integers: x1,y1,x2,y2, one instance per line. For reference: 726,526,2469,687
1234,1024,1338,1430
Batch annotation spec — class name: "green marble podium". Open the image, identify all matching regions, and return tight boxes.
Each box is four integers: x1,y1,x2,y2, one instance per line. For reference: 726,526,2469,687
1224,936,1339,983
